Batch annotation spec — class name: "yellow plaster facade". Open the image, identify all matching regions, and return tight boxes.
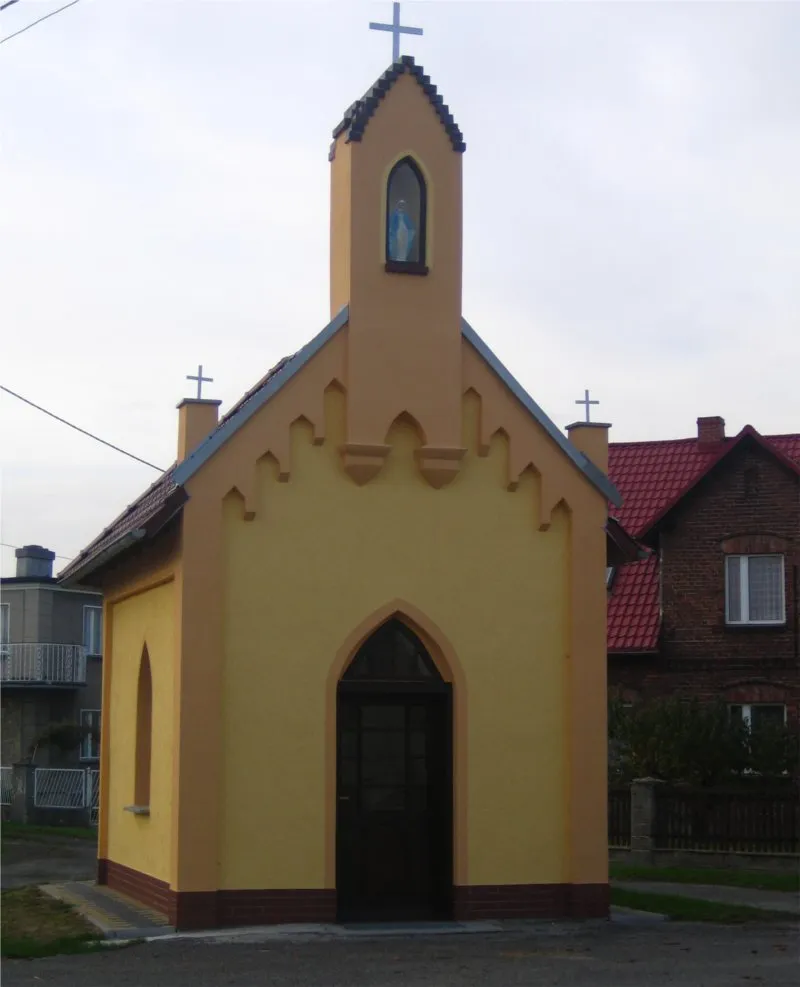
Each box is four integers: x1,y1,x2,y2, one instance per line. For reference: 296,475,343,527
219,387,570,891
75,57,614,929
104,578,176,883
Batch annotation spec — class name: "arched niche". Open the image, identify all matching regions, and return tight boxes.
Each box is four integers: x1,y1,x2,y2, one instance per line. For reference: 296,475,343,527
385,157,428,274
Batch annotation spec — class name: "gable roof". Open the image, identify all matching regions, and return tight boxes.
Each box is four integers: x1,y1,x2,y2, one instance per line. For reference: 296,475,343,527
607,425,800,653
610,427,800,540
61,310,620,586
331,55,466,155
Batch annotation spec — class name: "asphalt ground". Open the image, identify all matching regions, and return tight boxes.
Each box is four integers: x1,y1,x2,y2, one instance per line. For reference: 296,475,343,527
4,917,798,987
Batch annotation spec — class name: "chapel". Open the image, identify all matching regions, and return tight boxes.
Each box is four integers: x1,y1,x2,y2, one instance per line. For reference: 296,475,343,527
62,56,622,929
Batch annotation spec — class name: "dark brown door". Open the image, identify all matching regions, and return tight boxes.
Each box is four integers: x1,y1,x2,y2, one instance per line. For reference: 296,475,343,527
336,692,451,920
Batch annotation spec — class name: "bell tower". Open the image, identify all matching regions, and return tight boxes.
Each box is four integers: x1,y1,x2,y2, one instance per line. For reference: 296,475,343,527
329,58,467,486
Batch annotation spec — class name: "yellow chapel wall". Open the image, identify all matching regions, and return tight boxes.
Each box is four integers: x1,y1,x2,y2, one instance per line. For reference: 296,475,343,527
217,385,570,891
104,576,177,883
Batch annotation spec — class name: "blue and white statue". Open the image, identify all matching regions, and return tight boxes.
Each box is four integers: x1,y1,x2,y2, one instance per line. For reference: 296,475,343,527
388,199,416,262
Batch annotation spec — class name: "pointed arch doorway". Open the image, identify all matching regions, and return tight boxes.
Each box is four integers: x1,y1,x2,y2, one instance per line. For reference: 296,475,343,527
336,618,453,921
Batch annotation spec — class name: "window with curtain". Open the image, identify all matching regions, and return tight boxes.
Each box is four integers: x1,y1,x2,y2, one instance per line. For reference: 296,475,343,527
83,606,103,654
729,704,786,729
725,555,784,624
80,709,101,760
0,603,9,653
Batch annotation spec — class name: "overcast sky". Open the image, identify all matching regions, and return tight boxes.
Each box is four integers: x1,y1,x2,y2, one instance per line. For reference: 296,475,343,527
1,0,798,575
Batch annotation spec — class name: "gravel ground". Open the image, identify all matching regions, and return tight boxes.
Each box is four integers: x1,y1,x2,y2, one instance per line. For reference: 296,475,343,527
3,919,798,987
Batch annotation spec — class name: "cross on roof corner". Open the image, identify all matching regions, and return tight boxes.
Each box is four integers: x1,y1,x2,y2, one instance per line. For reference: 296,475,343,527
186,364,214,400
575,389,599,423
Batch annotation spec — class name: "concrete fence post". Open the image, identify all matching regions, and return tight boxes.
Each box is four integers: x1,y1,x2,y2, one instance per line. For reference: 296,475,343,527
10,762,35,825
629,777,663,864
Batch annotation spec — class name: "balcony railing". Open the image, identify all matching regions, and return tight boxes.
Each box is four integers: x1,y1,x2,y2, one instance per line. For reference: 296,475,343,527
0,644,87,686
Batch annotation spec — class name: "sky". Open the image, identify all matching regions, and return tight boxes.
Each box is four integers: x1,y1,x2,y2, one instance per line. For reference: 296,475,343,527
1,0,798,576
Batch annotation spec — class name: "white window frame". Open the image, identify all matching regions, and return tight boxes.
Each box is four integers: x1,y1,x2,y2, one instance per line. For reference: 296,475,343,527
0,602,9,653
83,605,103,655
80,709,101,761
729,703,787,728
725,554,785,625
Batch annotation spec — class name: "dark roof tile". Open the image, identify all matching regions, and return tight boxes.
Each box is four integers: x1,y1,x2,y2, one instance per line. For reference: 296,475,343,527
332,56,466,154
58,353,297,584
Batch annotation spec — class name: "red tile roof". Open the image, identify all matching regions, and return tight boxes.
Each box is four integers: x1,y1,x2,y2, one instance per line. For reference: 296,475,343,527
607,556,660,652
607,428,800,653
610,430,800,539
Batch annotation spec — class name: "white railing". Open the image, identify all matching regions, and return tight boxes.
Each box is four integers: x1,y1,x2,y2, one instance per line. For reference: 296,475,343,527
1,766,12,805
0,644,87,685
34,767,86,808
88,769,100,825
31,767,99,824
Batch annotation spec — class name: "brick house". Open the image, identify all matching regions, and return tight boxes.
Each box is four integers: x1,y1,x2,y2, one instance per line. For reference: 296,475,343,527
607,417,799,726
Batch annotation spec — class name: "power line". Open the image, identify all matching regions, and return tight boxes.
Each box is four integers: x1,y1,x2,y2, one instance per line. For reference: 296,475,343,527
1,542,74,562
0,2,23,13
1,384,165,472
0,0,81,46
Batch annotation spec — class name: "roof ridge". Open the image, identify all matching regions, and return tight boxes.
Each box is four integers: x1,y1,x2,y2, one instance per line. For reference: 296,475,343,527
611,431,799,448
610,437,703,448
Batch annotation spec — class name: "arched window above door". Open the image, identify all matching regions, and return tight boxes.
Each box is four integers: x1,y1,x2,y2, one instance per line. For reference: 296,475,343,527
343,619,440,682
385,157,427,274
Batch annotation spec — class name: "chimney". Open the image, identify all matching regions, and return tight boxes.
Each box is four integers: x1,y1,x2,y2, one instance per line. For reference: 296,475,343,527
565,421,611,473
15,545,55,579
697,416,725,450
177,399,222,462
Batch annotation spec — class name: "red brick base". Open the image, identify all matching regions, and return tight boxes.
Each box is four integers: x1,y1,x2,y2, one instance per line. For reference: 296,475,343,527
101,858,173,920
100,859,609,930
453,883,609,920
100,859,336,930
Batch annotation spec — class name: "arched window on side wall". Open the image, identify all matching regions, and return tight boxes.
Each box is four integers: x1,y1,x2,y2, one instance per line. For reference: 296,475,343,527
134,645,153,808
386,157,427,273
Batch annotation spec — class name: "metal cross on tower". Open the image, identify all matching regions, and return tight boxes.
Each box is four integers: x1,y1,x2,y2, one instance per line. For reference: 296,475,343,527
575,389,599,423
369,2,423,63
186,364,214,400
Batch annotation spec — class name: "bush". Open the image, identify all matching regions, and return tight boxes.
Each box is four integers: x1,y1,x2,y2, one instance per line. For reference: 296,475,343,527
609,696,798,787
28,722,98,760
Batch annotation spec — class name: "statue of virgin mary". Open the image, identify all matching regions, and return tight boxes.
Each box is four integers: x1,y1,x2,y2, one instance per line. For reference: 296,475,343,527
388,199,416,263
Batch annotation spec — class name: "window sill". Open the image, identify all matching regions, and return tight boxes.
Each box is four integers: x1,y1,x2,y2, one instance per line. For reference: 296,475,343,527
725,621,787,630
123,804,150,816
385,260,428,276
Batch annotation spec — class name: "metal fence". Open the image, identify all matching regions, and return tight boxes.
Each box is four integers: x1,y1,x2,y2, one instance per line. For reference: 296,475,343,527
34,767,87,808
654,786,799,854
0,766,12,805
608,786,631,847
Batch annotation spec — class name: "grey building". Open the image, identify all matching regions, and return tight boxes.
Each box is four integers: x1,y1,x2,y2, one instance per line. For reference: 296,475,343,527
1,545,103,767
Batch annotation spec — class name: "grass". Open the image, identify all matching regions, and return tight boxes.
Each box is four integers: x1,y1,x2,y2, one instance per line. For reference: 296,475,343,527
1,822,97,842
610,886,797,923
1,887,103,959
610,862,799,893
